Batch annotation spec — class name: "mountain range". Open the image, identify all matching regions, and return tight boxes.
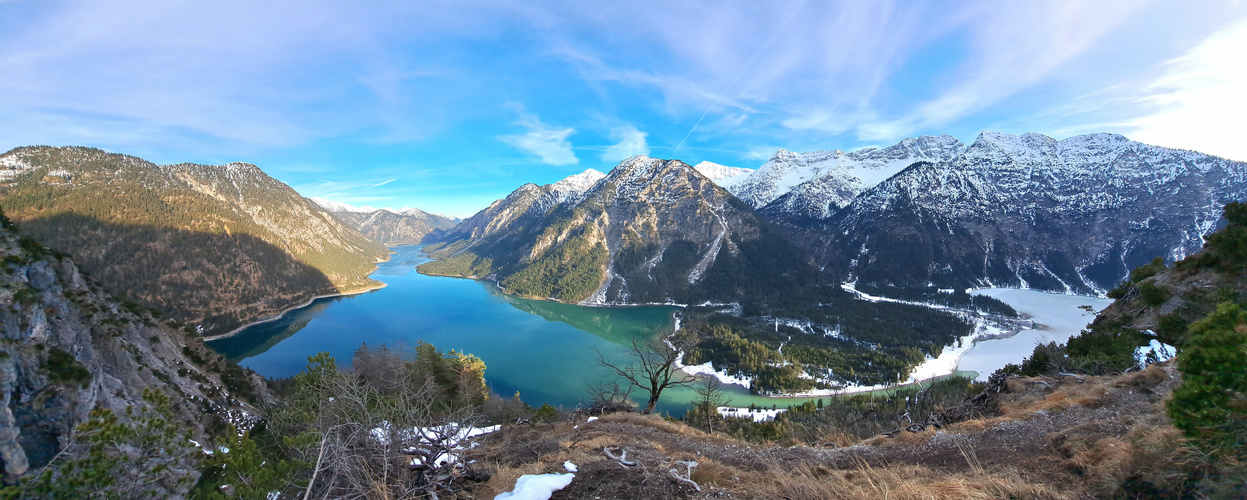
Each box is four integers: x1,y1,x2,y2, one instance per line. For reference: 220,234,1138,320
0,146,390,335
713,132,1246,294
310,197,458,246
421,159,810,305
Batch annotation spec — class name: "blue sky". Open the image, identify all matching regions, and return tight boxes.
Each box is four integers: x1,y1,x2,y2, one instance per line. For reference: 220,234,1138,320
2,1,1246,218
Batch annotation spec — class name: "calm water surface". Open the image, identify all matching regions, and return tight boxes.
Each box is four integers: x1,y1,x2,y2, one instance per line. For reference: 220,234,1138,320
209,247,1101,413
210,246,713,413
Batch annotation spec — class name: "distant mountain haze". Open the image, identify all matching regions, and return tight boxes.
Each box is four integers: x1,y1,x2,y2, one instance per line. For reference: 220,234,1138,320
309,197,458,246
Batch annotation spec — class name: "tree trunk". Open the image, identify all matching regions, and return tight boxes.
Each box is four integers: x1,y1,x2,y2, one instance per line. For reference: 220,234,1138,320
645,395,659,414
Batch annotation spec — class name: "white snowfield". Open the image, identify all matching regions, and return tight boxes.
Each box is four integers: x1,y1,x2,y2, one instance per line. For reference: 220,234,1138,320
723,135,966,216
1134,338,1176,369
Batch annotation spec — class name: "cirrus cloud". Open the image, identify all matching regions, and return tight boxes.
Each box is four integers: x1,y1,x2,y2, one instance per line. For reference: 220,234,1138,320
499,112,578,166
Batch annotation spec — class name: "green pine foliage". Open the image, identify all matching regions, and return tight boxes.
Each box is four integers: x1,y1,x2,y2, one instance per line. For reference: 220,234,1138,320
1,389,198,499
681,284,972,393
500,234,607,302
1167,303,1247,454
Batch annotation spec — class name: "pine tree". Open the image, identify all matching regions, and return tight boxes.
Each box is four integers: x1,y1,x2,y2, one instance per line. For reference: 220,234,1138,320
1167,302,1247,453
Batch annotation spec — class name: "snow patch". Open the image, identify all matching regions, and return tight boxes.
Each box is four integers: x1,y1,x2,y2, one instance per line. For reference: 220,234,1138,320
718,406,786,422
1134,339,1176,369
494,473,575,500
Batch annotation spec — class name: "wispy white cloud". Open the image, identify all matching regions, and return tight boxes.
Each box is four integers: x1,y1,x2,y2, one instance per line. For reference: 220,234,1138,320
369,178,398,188
1122,19,1247,161
499,112,578,166
601,125,649,162
838,2,1141,141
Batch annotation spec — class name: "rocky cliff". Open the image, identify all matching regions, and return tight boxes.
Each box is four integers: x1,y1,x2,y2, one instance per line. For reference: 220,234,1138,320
0,212,257,485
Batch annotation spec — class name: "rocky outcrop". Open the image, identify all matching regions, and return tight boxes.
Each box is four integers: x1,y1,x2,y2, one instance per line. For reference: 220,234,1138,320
0,219,258,482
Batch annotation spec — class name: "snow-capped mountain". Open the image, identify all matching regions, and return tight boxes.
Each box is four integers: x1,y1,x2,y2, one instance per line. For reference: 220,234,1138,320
430,169,606,244
693,161,753,187
308,197,379,213
313,198,459,246
547,169,605,204
728,135,966,220
811,132,1247,294
421,156,810,305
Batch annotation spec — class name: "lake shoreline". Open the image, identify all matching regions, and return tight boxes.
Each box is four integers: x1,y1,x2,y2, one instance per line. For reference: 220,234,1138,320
202,282,389,341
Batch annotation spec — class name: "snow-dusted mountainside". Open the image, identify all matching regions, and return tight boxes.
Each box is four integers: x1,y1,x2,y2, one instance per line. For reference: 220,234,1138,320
308,197,379,213
547,169,605,204
730,135,966,220
0,146,389,335
421,157,810,305
428,169,605,244
693,161,753,187
811,132,1247,294
311,198,458,246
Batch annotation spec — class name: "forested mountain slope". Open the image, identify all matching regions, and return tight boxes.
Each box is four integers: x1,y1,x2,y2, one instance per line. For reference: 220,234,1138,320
0,146,389,335
421,158,811,305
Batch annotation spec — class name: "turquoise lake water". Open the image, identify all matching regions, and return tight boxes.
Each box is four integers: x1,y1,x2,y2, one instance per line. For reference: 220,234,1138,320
207,245,983,414
208,245,709,413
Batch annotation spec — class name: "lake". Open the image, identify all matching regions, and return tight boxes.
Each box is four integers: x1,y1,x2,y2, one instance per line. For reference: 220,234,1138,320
207,247,1113,413
958,288,1116,379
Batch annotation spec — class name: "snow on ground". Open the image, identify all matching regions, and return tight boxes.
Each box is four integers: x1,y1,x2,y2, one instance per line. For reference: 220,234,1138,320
959,289,1114,380
563,461,578,473
717,406,786,422
676,356,753,389
494,473,575,500
1134,338,1176,368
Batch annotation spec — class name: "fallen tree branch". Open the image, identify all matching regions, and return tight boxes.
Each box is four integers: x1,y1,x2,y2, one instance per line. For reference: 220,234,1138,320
603,446,637,467
668,461,700,492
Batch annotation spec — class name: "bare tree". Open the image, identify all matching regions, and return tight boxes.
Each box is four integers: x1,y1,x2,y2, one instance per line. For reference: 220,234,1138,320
692,376,730,433
595,335,698,414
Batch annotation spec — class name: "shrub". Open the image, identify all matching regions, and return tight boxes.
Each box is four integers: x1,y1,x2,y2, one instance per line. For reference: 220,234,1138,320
44,347,90,385
1167,302,1247,454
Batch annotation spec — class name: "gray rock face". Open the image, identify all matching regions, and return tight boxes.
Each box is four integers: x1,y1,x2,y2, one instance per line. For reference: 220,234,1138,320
807,132,1247,293
0,222,260,490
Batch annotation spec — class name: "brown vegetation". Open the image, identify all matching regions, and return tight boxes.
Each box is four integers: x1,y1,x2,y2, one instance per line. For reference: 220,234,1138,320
461,360,1240,499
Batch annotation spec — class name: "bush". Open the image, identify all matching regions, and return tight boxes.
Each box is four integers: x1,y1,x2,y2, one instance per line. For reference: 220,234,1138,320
1167,302,1247,454
44,347,90,385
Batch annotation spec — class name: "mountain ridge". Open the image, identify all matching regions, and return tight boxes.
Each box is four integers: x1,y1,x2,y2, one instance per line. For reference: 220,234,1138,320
421,156,811,305
0,146,389,335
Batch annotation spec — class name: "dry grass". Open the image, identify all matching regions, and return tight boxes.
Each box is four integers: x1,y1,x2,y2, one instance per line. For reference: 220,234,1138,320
746,458,1070,500
999,376,1114,416
1115,363,1169,389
